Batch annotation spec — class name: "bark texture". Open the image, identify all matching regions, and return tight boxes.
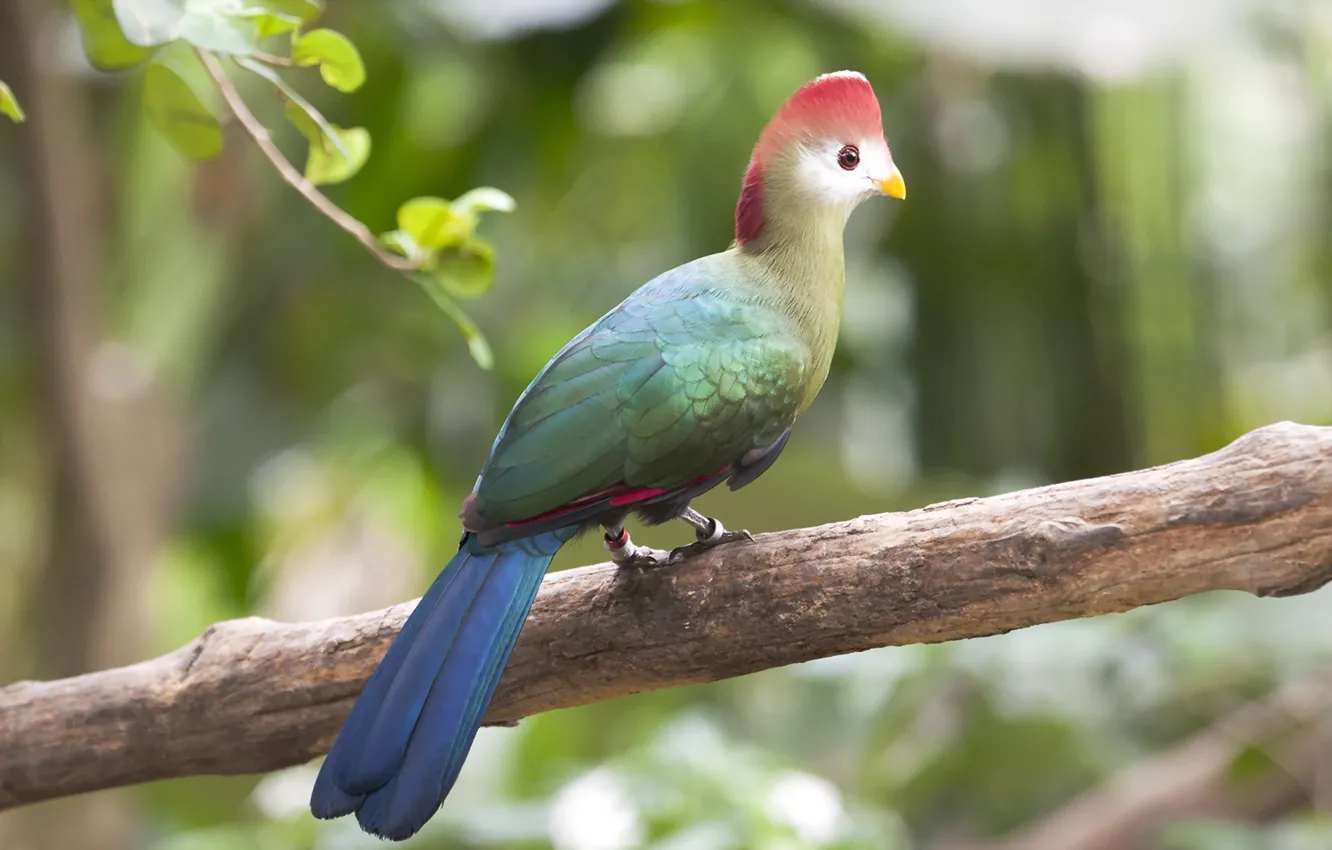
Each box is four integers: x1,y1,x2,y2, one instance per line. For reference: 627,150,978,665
2,421,1331,812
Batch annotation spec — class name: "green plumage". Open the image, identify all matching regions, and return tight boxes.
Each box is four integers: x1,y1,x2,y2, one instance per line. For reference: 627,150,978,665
472,251,819,524
313,71,900,843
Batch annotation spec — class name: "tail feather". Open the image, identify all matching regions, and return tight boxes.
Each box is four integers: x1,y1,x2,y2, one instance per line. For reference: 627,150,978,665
308,542,474,818
342,549,497,793
355,545,546,836
310,528,573,839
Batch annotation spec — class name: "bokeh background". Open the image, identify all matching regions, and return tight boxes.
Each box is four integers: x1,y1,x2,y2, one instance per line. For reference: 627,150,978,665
3,0,1332,848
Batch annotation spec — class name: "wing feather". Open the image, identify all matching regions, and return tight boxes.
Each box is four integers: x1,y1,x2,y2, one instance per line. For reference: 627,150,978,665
470,257,809,527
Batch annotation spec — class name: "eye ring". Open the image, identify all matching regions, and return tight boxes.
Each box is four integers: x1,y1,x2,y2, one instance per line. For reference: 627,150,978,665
837,145,860,170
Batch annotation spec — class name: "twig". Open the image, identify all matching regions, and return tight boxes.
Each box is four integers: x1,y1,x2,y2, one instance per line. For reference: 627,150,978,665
940,673,1332,850
196,49,413,273
1,421,1331,811
251,51,296,67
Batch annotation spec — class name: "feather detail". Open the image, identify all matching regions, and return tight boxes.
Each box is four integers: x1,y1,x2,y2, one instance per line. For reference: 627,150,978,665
315,69,896,844
758,71,881,159
500,468,731,529
735,155,766,246
734,71,882,247
311,529,575,840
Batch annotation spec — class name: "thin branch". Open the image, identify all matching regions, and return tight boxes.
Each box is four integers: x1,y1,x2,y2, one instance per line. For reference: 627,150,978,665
2,421,1331,811
196,49,413,273
250,51,296,67
939,673,1332,850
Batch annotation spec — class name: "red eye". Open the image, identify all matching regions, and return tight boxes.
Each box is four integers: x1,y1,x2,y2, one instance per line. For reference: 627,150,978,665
837,145,860,170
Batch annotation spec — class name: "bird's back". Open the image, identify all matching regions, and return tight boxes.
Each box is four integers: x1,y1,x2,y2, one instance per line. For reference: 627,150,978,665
467,251,813,528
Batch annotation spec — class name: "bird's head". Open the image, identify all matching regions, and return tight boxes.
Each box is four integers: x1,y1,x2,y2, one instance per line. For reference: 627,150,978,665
736,71,903,248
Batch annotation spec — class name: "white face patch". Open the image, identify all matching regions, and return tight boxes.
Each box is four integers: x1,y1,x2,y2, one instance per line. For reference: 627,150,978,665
793,137,896,209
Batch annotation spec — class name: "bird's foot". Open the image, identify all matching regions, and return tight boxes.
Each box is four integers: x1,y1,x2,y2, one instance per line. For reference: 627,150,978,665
605,528,674,570
669,516,754,562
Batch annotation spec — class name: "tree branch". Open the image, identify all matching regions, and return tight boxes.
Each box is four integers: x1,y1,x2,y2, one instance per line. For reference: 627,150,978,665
2,421,1331,811
940,672,1332,850
250,51,296,68
196,50,413,273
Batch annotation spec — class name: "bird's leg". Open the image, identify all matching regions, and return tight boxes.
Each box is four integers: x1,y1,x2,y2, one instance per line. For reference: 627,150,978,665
603,523,673,569
669,507,754,561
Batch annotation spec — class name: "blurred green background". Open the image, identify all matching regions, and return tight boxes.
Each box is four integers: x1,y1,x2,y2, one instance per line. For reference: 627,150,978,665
3,0,1332,848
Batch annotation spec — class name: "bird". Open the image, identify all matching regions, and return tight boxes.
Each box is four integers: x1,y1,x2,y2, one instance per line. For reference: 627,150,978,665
309,70,905,840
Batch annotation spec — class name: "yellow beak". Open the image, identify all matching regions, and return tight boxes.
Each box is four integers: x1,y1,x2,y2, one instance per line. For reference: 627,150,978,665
876,170,906,200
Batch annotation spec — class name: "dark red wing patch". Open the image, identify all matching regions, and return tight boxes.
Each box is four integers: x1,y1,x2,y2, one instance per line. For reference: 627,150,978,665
501,469,729,529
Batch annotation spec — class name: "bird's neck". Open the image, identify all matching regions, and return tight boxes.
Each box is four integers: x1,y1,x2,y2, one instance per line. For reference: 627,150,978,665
735,186,851,410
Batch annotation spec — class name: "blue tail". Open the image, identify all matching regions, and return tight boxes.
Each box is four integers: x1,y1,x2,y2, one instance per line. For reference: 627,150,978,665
310,527,574,840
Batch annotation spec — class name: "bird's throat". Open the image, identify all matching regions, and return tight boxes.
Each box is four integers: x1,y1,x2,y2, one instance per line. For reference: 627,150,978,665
738,200,849,411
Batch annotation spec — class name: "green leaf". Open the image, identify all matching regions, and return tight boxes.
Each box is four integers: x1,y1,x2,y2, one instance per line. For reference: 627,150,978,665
281,100,320,146
248,0,322,17
245,12,301,39
1226,744,1274,788
113,0,259,55
379,229,429,266
245,0,321,24
177,2,261,54
233,0,322,39
304,125,369,185
433,240,496,299
72,0,155,70
451,187,516,215
112,0,183,46
292,29,365,93
142,60,223,160
396,196,470,250
0,81,24,123
415,276,494,370
237,56,348,159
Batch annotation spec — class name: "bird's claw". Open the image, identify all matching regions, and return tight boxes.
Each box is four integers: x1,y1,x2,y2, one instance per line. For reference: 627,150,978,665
609,543,676,570
606,517,753,569
669,527,754,562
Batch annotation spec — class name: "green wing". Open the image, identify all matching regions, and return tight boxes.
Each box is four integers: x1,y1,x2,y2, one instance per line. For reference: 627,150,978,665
472,264,808,524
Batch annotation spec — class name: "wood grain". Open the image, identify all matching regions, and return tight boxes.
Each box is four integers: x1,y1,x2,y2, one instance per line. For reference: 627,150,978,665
3,421,1331,811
